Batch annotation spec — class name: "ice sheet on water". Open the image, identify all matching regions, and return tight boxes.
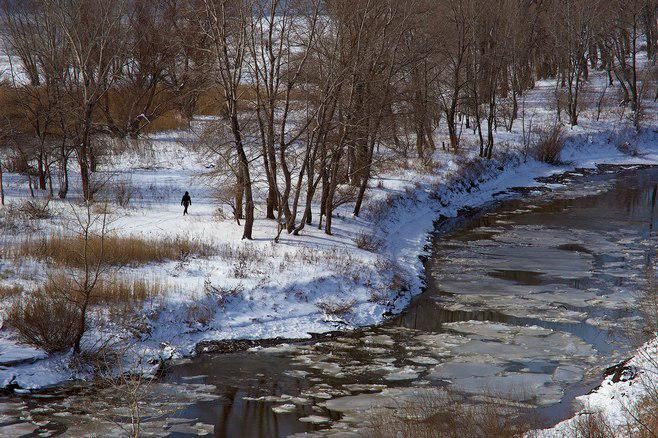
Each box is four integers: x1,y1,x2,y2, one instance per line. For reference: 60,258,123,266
298,415,331,424
552,365,585,384
0,343,47,366
383,366,423,381
429,361,505,380
323,387,447,414
407,356,440,365
272,403,297,414
444,321,553,339
450,372,563,406
361,335,395,346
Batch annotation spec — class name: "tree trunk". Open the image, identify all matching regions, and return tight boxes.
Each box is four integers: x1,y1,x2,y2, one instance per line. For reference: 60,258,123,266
324,148,342,235
78,145,91,201
0,159,4,206
230,113,254,240
59,147,69,199
37,153,46,190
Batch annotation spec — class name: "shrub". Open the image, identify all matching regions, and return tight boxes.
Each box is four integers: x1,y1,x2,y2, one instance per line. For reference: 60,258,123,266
355,231,384,252
569,412,616,438
185,303,215,327
533,125,565,164
317,299,356,318
6,289,80,354
617,141,639,157
115,178,136,208
17,198,51,219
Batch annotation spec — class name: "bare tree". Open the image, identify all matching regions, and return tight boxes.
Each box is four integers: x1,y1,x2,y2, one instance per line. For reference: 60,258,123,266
201,0,255,239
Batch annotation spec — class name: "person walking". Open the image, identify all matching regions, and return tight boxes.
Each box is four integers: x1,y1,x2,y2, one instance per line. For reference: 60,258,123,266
181,191,192,215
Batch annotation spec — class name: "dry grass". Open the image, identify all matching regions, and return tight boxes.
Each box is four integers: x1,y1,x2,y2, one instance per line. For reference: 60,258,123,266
632,395,658,438
140,109,189,133
14,234,214,268
533,124,565,164
91,277,163,305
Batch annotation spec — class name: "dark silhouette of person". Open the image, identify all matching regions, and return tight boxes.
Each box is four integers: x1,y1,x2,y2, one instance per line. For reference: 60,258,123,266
181,191,192,215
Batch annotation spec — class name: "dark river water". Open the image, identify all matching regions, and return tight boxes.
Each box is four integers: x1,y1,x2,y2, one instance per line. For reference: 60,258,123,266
1,165,657,437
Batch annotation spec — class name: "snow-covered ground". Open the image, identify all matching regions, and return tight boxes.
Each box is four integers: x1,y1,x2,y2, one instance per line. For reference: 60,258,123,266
1,68,658,433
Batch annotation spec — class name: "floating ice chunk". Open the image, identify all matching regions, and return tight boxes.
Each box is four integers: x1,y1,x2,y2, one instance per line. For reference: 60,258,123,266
444,321,553,339
429,361,505,380
252,344,299,354
407,356,440,365
272,403,297,414
342,384,387,392
415,333,470,348
552,365,585,384
362,335,394,346
323,388,447,414
450,372,563,406
283,369,310,378
308,361,343,377
384,366,422,381
298,415,331,424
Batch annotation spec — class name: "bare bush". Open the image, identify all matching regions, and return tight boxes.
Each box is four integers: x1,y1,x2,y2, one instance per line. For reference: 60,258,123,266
617,141,640,157
569,412,617,438
316,299,356,318
185,302,215,327
233,251,250,278
205,280,244,309
6,274,164,354
355,231,384,252
17,198,51,219
375,258,411,293
6,289,80,353
533,125,565,164
115,178,136,208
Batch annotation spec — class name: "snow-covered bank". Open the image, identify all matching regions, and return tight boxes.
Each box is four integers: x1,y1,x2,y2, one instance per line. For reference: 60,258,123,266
534,335,658,437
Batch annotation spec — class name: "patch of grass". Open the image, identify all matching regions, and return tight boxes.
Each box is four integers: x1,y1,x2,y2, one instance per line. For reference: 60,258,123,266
14,234,214,268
